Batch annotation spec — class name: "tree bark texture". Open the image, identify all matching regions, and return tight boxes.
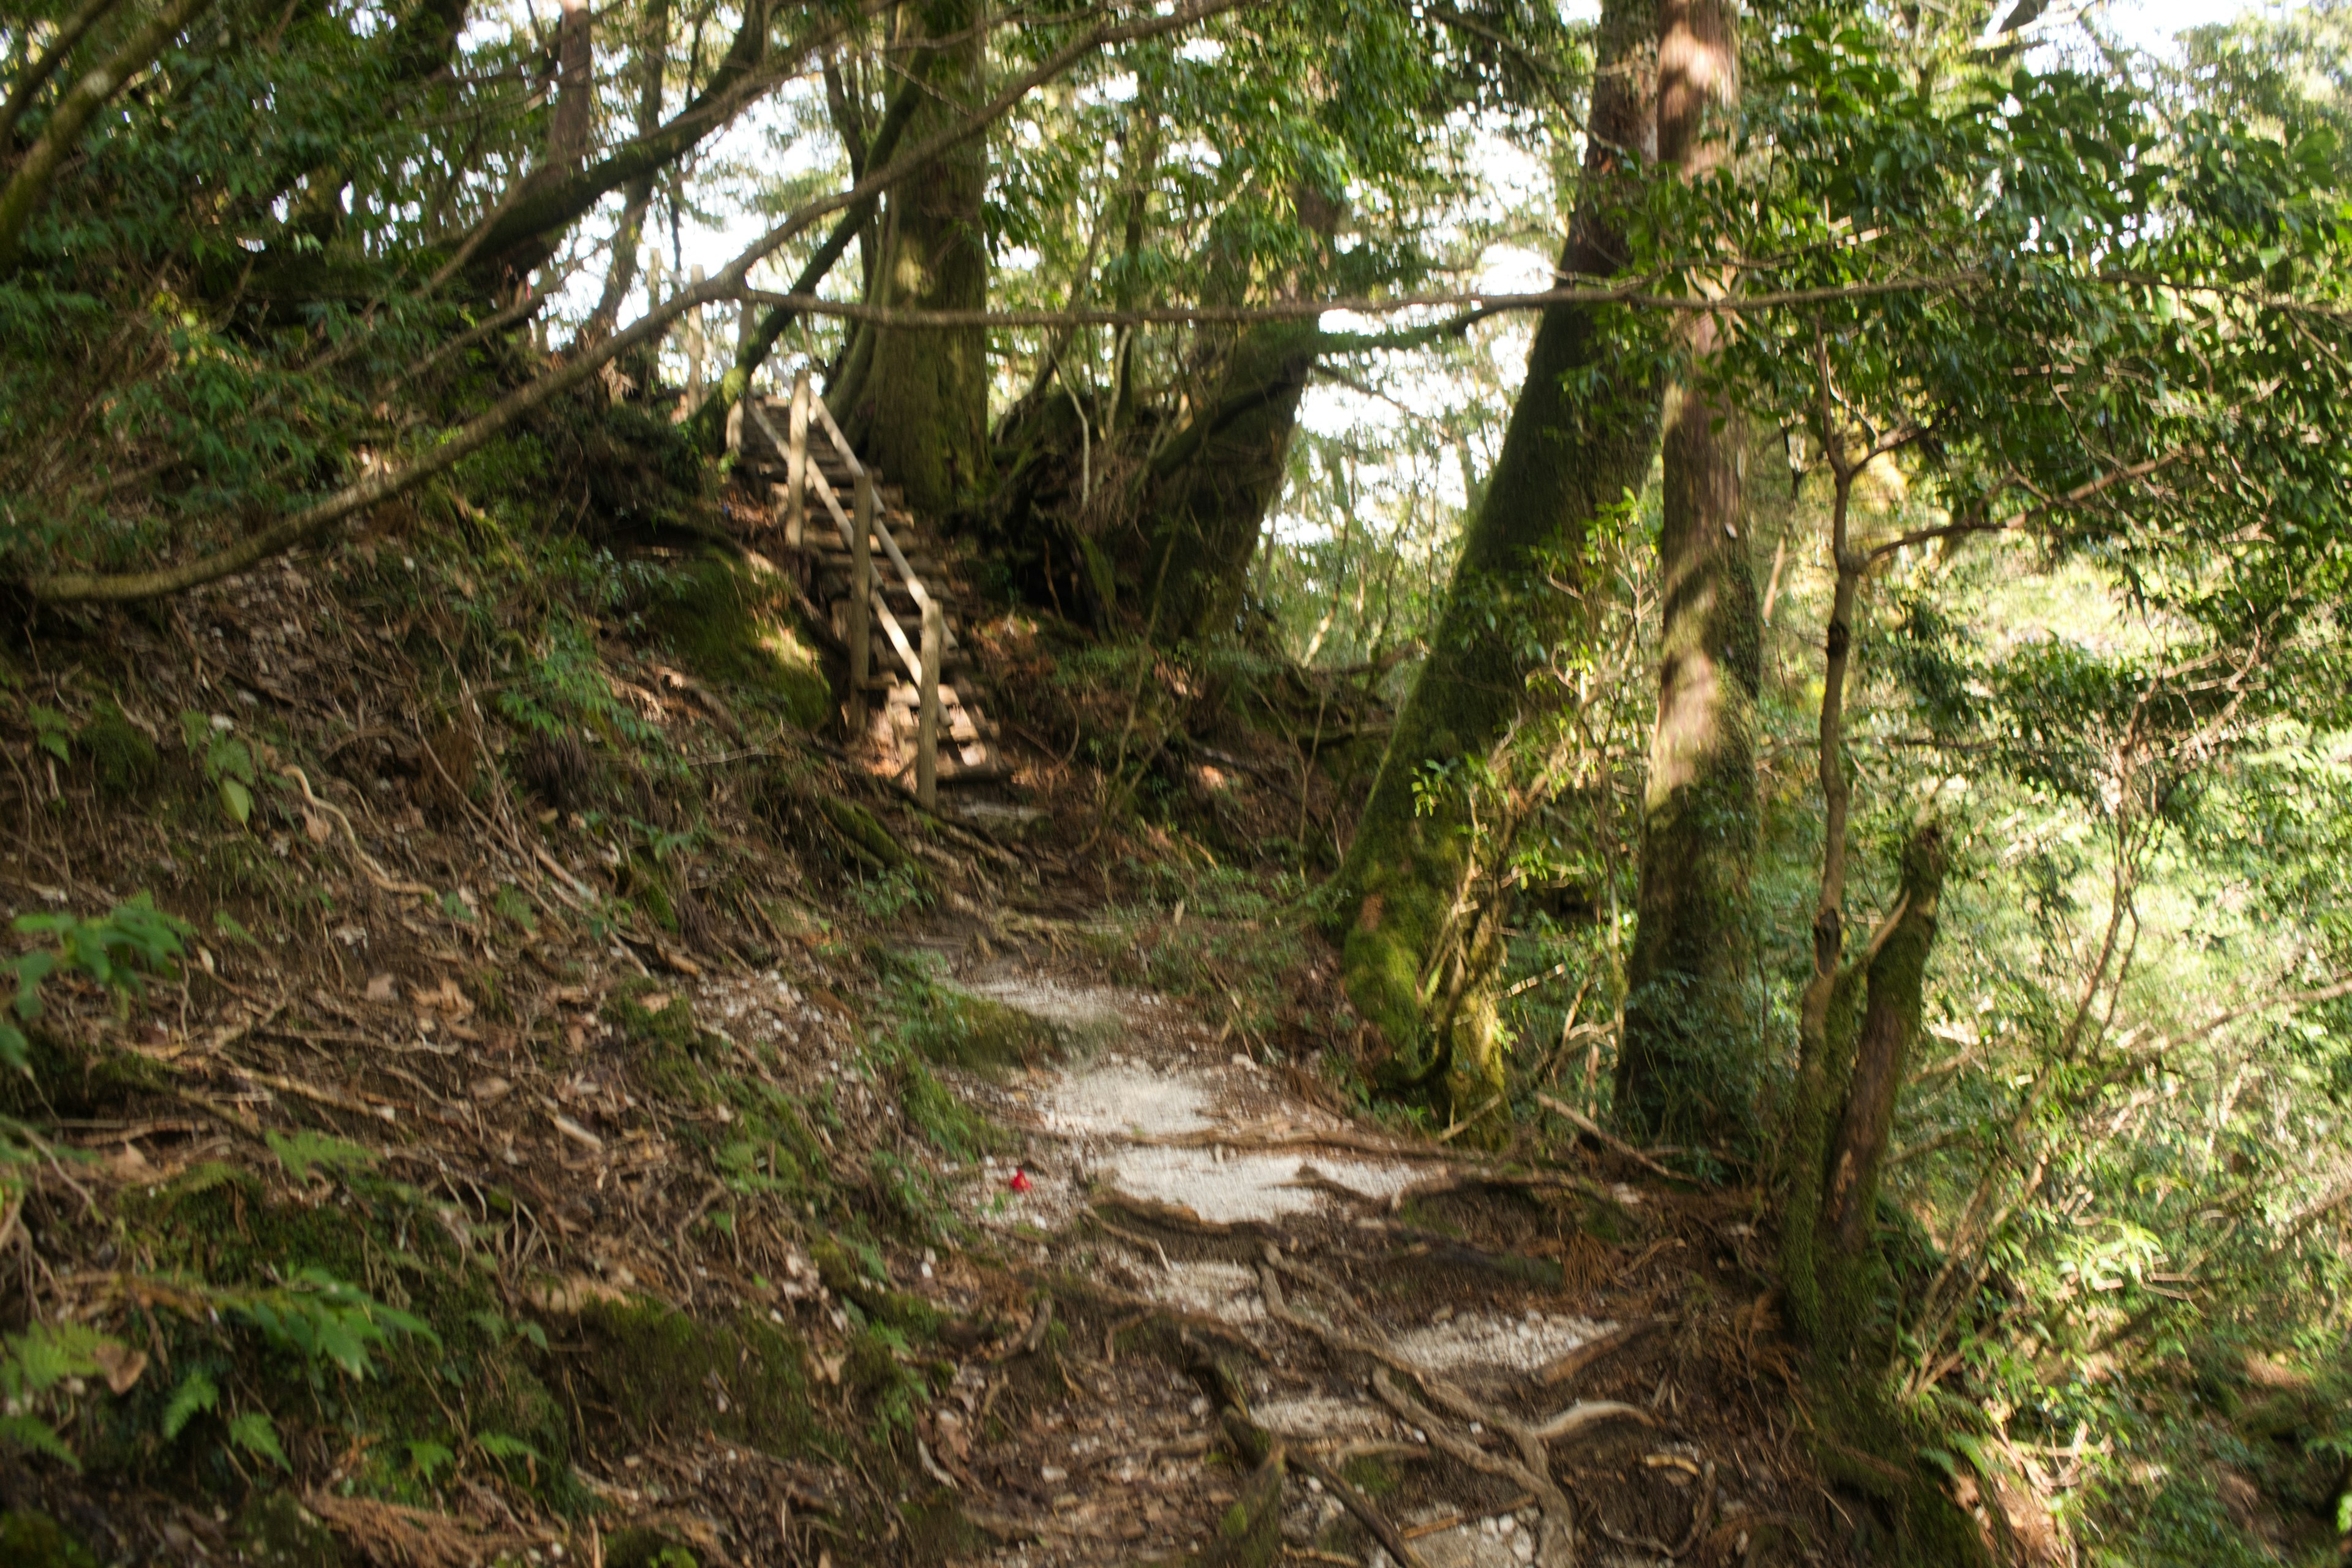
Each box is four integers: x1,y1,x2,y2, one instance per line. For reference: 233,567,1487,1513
547,0,593,173
1331,0,1660,1114
859,0,990,517
1131,320,1321,640
1822,824,1945,1256
1615,0,1758,1146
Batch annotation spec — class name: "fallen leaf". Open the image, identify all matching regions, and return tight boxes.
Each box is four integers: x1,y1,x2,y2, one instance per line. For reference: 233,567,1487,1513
92,1341,148,1396
301,810,333,845
470,1077,511,1104
364,973,398,1003
331,924,368,947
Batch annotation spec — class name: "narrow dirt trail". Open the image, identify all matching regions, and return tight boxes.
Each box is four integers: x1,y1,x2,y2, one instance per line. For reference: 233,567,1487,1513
899,952,1839,1568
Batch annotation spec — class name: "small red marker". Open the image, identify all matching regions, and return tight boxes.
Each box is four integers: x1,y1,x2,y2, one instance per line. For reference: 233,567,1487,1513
1008,1168,1031,1193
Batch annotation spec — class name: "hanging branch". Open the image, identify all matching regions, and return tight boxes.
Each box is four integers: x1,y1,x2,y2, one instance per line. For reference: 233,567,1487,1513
0,0,219,271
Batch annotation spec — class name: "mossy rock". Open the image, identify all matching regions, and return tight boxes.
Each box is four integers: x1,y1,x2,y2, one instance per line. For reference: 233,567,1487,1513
603,981,715,1102
573,1298,818,1458
232,1491,342,1567
0,1511,98,1568
602,1528,698,1568
107,1175,578,1510
642,553,831,731
77,708,159,799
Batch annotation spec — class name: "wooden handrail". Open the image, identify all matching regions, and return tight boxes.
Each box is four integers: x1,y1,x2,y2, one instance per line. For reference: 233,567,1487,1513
747,388,990,789
769,407,960,654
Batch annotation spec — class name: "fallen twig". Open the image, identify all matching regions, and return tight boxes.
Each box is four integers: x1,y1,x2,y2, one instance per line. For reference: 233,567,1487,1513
1534,1093,1679,1180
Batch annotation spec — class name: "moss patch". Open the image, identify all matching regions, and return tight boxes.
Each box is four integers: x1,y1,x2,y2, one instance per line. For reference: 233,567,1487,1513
0,1511,99,1568
900,983,1102,1077
571,1299,818,1458
76,707,159,799
231,1490,342,1567
642,554,831,731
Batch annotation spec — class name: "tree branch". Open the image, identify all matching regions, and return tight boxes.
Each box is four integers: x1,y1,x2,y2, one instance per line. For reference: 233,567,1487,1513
0,0,218,271
0,0,127,151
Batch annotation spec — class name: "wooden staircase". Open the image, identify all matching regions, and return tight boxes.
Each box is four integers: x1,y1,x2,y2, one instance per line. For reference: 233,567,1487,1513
733,377,1006,791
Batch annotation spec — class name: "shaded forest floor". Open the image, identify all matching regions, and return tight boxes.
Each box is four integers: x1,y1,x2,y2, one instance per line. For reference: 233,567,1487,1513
0,496,1958,1567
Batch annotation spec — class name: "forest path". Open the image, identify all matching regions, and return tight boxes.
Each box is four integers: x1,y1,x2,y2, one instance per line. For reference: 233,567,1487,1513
899,950,1814,1568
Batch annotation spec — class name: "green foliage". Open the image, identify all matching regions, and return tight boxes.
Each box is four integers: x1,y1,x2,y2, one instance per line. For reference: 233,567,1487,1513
0,1322,126,1469
228,1411,289,1471
848,865,932,922
219,1267,439,1383
2,892,191,1071
160,1369,219,1442
178,712,258,825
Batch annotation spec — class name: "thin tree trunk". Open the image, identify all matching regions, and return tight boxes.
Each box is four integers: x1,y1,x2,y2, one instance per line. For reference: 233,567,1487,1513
687,61,932,450
1615,0,1757,1145
547,0,593,172
1332,0,1659,1123
582,0,673,345
1781,448,1864,1344
1823,824,1947,1256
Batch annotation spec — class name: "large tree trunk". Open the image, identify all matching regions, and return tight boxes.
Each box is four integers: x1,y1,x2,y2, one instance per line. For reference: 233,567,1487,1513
1613,0,1758,1146
1128,320,1319,640
855,0,990,516
1329,0,1659,1124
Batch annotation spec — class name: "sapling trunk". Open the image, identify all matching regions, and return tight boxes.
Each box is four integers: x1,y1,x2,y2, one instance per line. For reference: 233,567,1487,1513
1823,824,1947,1256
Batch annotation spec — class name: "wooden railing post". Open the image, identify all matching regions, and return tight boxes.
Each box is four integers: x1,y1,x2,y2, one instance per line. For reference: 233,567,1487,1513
785,370,809,549
850,471,874,736
918,597,943,810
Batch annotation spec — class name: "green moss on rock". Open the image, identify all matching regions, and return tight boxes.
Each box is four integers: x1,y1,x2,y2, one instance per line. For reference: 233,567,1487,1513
77,707,159,799
0,1511,98,1568
231,1491,342,1568
572,1299,818,1458
643,554,831,731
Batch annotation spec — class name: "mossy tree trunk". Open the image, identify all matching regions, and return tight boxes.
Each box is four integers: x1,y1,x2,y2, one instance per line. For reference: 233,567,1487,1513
1129,320,1322,640
851,0,990,517
1615,0,1760,1147
1330,0,1660,1127
1784,820,1947,1353
1822,824,1945,1257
